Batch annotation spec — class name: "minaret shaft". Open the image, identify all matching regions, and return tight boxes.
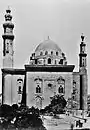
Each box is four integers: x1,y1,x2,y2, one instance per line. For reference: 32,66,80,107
2,7,14,68
2,7,15,105
79,34,87,111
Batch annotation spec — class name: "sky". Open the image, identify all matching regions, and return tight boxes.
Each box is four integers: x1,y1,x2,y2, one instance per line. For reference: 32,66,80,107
0,0,90,93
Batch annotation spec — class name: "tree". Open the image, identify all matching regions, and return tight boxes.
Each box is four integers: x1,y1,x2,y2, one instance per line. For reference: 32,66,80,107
51,95,67,114
51,95,67,108
43,94,67,114
0,104,46,130
12,104,18,111
0,104,13,117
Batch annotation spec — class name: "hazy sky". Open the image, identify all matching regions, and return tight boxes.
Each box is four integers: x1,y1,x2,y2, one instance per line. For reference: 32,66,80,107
0,0,90,93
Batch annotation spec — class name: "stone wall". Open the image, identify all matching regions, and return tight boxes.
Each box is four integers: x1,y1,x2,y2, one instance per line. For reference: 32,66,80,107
73,72,80,109
3,74,24,105
26,72,73,109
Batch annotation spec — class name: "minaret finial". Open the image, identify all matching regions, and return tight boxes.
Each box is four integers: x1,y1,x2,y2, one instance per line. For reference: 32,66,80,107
5,6,12,21
6,5,11,13
81,33,85,42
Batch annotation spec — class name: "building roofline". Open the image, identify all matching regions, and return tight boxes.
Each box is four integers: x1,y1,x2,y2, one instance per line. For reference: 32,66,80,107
1,68,25,75
73,72,79,74
25,64,75,72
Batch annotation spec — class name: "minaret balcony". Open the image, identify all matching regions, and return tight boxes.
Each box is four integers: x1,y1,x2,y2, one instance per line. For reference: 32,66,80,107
2,34,14,40
79,53,87,57
3,22,14,29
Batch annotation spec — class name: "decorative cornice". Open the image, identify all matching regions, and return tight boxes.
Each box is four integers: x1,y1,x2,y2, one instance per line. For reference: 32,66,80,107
1,68,25,75
25,64,75,72
1,64,75,75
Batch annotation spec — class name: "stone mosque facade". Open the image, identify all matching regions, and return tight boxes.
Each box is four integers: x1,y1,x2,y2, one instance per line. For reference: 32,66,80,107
1,8,88,111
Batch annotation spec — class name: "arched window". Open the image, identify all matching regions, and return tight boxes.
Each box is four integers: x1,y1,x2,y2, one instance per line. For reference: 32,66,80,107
59,59,63,64
62,53,65,56
35,59,37,64
57,77,65,94
40,51,43,56
45,51,48,55
58,85,63,93
18,86,22,94
56,51,58,56
36,85,41,93
17,78,23,94
51,51,53,55
48,58,51,64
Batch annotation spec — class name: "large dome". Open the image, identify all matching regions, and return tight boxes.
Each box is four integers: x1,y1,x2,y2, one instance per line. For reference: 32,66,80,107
29,37,67,66
35,38,62,53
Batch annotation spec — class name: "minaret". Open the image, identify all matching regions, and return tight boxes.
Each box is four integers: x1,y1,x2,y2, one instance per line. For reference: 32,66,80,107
2,7,14,68
79,34,88,111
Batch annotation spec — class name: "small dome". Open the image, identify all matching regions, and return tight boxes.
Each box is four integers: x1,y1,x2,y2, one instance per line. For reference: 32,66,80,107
35,38,62,53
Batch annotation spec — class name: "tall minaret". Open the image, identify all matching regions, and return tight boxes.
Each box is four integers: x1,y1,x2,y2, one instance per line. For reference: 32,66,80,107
2,7,14,68
79,34,88,111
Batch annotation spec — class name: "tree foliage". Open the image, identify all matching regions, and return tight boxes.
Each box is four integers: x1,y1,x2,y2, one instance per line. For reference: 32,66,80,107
41,94,67,114
51,94,67,108
0,104,46,130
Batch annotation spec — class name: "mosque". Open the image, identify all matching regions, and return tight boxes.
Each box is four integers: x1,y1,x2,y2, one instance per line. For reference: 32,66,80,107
1,8,88,111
